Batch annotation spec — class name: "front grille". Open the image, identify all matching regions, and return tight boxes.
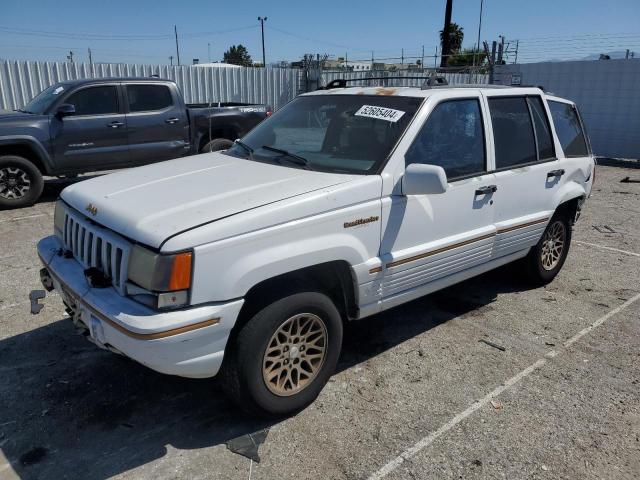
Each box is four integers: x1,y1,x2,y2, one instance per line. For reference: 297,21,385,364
62,206,131,295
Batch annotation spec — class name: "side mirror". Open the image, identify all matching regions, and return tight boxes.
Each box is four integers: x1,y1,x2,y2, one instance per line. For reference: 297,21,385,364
402,164,448,195
56,103,76,118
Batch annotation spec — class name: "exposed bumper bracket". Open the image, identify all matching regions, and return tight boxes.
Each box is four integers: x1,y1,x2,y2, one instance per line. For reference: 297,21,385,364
29,290,46,315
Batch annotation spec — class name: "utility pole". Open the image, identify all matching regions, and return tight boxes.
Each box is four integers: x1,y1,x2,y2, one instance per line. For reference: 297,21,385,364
169,55,173,66
174,25,181,66
434,46,438,68
421,45,425,71
401,48,404,67
497,35,505,65
258,17,267,67
440,0,453,68
514,40,519,64
474,0,484,67
66,50,74,63
345,51,348,70
88,48,93,68
371,50,374,69
208,43,211,63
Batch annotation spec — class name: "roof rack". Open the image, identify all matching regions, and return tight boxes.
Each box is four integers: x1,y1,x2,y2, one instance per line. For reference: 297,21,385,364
322,75,449,90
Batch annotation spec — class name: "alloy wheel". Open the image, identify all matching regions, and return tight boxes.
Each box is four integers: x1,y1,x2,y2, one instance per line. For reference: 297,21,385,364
262,313,328,397
0,166,31,199
540,220,566,271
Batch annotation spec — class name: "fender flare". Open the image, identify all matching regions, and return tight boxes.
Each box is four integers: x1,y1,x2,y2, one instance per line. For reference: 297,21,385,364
0,136,53,174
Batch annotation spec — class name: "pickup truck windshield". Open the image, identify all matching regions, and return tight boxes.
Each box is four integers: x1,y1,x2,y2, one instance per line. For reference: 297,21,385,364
22,84,66,114
224,94,422,174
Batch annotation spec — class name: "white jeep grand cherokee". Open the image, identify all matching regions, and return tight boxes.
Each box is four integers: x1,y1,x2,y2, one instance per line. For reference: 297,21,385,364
36,80,594,416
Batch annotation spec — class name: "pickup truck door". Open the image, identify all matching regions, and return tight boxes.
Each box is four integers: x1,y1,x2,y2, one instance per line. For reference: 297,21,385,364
124,83,190,165
378,95,497,308
483,94,565,259
51,84,129,171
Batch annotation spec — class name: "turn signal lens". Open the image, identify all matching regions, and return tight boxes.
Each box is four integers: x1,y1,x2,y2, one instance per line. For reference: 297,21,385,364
168,252,192,291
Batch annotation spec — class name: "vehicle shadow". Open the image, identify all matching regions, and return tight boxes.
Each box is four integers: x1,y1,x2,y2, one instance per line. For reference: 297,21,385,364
0,265,528,479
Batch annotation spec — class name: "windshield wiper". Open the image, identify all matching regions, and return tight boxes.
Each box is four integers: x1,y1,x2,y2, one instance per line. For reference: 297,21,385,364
15,108,32,114
234,139,254,160
261,145,311,169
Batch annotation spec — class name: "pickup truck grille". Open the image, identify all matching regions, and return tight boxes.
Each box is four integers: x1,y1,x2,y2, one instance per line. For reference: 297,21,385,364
62,207,131,295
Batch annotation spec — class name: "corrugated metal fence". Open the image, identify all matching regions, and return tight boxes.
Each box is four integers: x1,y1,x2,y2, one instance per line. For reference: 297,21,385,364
0,60,301,111
320,69,489,87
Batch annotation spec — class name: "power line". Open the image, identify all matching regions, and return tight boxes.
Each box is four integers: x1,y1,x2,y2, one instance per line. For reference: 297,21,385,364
0,24,258,41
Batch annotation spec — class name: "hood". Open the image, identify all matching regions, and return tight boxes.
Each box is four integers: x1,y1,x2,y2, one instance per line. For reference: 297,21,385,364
0,109,31,120
61,153,357,249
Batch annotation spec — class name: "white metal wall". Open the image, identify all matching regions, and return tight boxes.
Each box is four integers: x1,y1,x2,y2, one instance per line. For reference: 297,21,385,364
0,60,300,111
495,60,640,159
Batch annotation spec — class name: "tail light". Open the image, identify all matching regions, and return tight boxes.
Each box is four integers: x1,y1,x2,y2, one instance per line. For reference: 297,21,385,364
266,106,273,117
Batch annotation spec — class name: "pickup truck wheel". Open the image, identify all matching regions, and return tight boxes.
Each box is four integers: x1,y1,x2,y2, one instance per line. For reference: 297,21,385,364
523,211,571,285
200,138,234,153
221,292,343,417
0,156,44,209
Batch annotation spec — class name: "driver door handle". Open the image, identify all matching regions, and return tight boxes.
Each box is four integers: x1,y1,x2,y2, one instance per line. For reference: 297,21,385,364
475,185,498,196
165,117,180,124
107,121,124,128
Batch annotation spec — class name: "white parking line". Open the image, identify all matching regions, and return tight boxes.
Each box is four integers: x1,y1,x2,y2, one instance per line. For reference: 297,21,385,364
575,241,640,258
0,213,48,224
367,292,640,480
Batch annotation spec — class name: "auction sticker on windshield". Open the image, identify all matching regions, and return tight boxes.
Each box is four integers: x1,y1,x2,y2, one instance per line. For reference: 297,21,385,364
354,105,405,123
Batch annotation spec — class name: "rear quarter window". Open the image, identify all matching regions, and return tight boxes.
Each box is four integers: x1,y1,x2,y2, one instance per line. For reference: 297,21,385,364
548,101,589,157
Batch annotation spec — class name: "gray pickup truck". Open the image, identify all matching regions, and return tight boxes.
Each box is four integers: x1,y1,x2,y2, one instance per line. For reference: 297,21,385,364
0,77,272,208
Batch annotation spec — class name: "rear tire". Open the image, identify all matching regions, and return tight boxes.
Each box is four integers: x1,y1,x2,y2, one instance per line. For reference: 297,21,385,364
221,292,343,417
523,210,572,285
200,138,234,153
0,155,44,209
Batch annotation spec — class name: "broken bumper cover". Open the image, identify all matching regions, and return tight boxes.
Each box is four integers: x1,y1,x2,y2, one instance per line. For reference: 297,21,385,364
37,235,243,378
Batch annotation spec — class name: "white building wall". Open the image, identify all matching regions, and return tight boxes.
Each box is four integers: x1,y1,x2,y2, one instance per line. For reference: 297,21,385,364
495,59,640,159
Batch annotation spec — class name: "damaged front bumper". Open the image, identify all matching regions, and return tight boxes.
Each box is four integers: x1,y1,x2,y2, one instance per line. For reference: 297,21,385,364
34,235,244,378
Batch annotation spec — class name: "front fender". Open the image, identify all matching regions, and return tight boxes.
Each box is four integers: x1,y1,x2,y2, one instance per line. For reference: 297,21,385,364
188,201,382,304
0,135,53,174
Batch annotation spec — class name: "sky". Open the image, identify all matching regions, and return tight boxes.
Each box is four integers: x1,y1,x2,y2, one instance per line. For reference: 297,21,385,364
1,0,639,65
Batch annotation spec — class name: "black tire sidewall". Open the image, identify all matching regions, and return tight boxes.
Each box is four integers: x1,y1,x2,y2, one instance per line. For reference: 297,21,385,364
0,155,44,209
234,292,343,416
529,211,572,283
200,138,234,153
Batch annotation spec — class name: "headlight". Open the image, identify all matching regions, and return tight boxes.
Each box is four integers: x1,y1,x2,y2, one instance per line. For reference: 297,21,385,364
128,245,193,309
54,200,65,239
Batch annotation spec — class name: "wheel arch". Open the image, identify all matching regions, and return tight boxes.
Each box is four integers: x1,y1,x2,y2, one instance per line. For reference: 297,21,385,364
231,260,358,340
0,137,52,175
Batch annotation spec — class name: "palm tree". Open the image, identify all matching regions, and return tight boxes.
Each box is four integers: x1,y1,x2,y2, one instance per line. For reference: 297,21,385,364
440,22,465,58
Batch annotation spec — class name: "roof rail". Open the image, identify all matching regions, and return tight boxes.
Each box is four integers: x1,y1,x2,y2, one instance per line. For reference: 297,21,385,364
321,76,449,90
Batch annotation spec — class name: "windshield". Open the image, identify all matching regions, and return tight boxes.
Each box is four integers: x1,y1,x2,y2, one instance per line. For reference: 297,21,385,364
224,94,422,174
22,84,67,114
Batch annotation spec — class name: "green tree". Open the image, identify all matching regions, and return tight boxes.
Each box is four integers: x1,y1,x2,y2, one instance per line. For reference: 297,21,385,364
439,22,464,62
223,44,252,67
447,48,487,67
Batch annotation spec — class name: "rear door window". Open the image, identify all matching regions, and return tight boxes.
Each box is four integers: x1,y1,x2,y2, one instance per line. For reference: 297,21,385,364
405,98,486,179
548,101,589,157
488,97,537,169
127,84,173,112
527,96,555,160
66,86,119,116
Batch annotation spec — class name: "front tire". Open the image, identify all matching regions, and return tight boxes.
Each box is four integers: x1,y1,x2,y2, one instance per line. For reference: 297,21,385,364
221,292,343,417
0,155,44,209
200,138,234,153
523,210,572,285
